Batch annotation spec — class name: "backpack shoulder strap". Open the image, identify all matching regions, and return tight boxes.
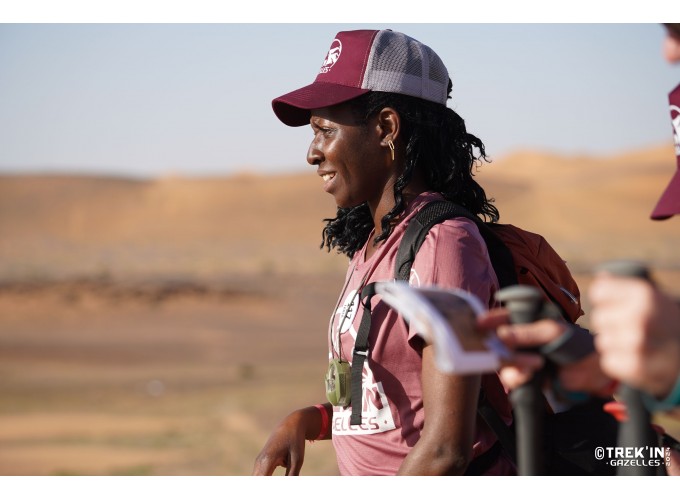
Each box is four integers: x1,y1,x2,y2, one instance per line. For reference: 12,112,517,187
350,282,376,426
394,200,475,281
394,200,518,288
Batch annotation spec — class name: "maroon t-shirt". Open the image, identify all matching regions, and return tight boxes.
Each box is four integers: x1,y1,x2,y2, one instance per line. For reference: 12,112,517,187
327,192,514,475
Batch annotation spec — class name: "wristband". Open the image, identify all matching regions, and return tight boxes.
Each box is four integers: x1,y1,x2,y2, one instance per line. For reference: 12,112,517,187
550,378,589,405
310,404,329,441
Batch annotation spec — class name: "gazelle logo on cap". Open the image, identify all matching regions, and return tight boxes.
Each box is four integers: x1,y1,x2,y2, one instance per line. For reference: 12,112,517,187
319,39,342,74
671,104,680,156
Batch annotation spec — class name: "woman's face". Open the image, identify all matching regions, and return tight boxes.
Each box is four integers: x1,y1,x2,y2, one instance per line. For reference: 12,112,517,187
307,104,395,209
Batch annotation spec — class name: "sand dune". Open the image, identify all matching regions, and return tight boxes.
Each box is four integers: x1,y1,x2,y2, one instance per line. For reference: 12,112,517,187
1,142,677,282
0,172,346,280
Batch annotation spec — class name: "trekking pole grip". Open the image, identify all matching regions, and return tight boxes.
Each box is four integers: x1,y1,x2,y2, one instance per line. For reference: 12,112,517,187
495,285,546,476
596,260,662,476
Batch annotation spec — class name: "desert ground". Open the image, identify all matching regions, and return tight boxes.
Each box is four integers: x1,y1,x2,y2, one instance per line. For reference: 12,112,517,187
1,143,679,476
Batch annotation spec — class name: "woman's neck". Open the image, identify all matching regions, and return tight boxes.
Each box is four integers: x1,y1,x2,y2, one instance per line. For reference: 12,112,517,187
365,181,429,261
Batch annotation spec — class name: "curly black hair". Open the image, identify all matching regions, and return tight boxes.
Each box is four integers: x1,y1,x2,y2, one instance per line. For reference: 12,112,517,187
320,80,499,259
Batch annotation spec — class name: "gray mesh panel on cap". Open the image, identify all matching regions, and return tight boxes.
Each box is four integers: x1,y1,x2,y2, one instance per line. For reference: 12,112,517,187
362,31,449,105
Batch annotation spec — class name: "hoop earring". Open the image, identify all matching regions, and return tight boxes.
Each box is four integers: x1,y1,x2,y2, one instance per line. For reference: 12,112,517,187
387,140,395,161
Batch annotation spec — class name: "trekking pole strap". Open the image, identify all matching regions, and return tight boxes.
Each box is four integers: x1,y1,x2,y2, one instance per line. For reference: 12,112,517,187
539,324,595,365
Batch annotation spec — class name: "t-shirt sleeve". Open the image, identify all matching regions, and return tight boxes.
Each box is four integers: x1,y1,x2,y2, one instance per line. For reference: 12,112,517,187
406,218,499,343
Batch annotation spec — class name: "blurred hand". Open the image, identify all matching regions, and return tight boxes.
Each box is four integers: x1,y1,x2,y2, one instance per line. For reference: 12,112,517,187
589,274,680,399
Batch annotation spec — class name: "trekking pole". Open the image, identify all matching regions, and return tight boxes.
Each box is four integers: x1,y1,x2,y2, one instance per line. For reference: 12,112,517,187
596,260,663,476
495,285,547,475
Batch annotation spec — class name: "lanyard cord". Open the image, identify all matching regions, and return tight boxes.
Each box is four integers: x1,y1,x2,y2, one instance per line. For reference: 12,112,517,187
335,271,372,361
328,265,355,360
328,238,378,361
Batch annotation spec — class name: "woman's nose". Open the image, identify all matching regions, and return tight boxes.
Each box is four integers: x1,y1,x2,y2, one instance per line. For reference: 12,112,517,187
307,140,323,166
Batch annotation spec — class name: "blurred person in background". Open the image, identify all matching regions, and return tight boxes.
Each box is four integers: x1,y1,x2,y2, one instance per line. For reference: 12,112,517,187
472,24,680,476
486,22,680,411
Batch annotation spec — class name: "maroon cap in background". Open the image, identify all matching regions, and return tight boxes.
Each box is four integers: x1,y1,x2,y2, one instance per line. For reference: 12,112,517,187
651,83,680,220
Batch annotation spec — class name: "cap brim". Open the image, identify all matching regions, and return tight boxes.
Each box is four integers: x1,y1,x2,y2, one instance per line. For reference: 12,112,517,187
651,168,680,220
272,82,370,127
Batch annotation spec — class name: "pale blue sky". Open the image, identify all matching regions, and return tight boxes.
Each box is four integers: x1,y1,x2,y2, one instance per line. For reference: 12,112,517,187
0,23,677,178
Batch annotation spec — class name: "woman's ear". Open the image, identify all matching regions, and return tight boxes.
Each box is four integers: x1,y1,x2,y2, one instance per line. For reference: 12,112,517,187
376,107,401,146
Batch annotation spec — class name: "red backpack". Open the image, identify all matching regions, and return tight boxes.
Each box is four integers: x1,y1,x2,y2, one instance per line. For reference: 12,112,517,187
393,200,583,322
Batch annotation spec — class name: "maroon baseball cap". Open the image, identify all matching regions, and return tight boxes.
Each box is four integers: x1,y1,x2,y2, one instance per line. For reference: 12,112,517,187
272,29,450,127
650,83,680,220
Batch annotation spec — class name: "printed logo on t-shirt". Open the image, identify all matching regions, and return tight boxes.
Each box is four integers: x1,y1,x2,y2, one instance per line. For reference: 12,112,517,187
331,362,397,435
409,268,421,287
336,289,359,336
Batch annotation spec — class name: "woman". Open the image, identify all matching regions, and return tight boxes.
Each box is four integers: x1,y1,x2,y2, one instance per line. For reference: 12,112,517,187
253,29,514,476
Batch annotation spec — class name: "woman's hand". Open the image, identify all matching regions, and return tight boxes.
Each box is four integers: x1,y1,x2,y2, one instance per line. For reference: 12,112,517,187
252,405,328,476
